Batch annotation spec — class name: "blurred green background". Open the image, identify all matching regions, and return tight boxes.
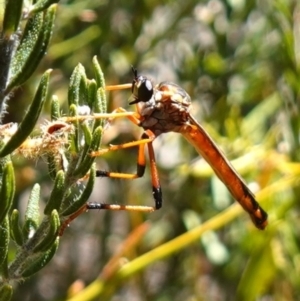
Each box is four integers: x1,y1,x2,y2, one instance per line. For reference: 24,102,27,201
9,0,300,300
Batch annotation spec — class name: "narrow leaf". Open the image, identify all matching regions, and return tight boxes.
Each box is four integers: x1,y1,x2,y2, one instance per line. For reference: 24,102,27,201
47,154,58,181
73,126,102,178
92,58,107,129
93,87,107,129
73,120,93,167
6,5,56,93
33,210,60,252
87,79,97,108
30,0,59,14
50,95,61,120
236,233,276,300
62,164,96,216
68,64,87,107
20,237,59,278
6,12,43,92
3,0,23,37
10,210,24,246
68,104,80,154
0,284,13,301
0,69,51,157
82,122,93,146
0,216,10,270
0,161,15,223
23,184,40,239
0,38,17,111
92,56,105,88
44,170,65,215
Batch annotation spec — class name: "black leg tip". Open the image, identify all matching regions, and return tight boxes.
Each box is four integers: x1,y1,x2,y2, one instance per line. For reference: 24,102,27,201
96,170,109,177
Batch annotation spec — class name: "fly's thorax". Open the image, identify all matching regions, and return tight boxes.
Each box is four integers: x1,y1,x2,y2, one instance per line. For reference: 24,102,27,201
138,82,193,135
156,81,192,107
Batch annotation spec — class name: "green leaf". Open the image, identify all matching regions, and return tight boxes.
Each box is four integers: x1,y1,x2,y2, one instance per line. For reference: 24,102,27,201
10,209,24,246
241,92,282,143
2,0,23,37
0,283,13,301
61,164,96,216
87,79,97,108
92,57,107,128
0,161,15,224
44,170,65,215
92,56,105,89
0,38,16,113
81,121,93,146
0,69,51,157
50,94,61,120
73,126,102,178
68,64,87,107
6,12,43,92
236,232,276,300
68,104,80,154
20,237,59,278
22,184,40,239
30,0,59,14
6,5,56,93
0,216,10,271
74,119,94,168
47,153,58,181
48,25,101,60
93,87,107,129
33,210,60,252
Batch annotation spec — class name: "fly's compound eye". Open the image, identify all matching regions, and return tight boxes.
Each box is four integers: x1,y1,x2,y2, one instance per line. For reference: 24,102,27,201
138,77,153,102
130,74,153,105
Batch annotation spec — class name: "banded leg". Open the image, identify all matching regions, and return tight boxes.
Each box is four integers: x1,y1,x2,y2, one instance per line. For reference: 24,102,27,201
92,129,162,211
59,131,163,235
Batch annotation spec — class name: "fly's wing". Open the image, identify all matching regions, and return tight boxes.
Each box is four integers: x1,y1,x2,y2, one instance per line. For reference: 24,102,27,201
180,115,267,229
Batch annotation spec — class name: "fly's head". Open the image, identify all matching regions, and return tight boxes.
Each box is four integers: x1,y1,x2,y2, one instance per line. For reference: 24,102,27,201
130,67,154,105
